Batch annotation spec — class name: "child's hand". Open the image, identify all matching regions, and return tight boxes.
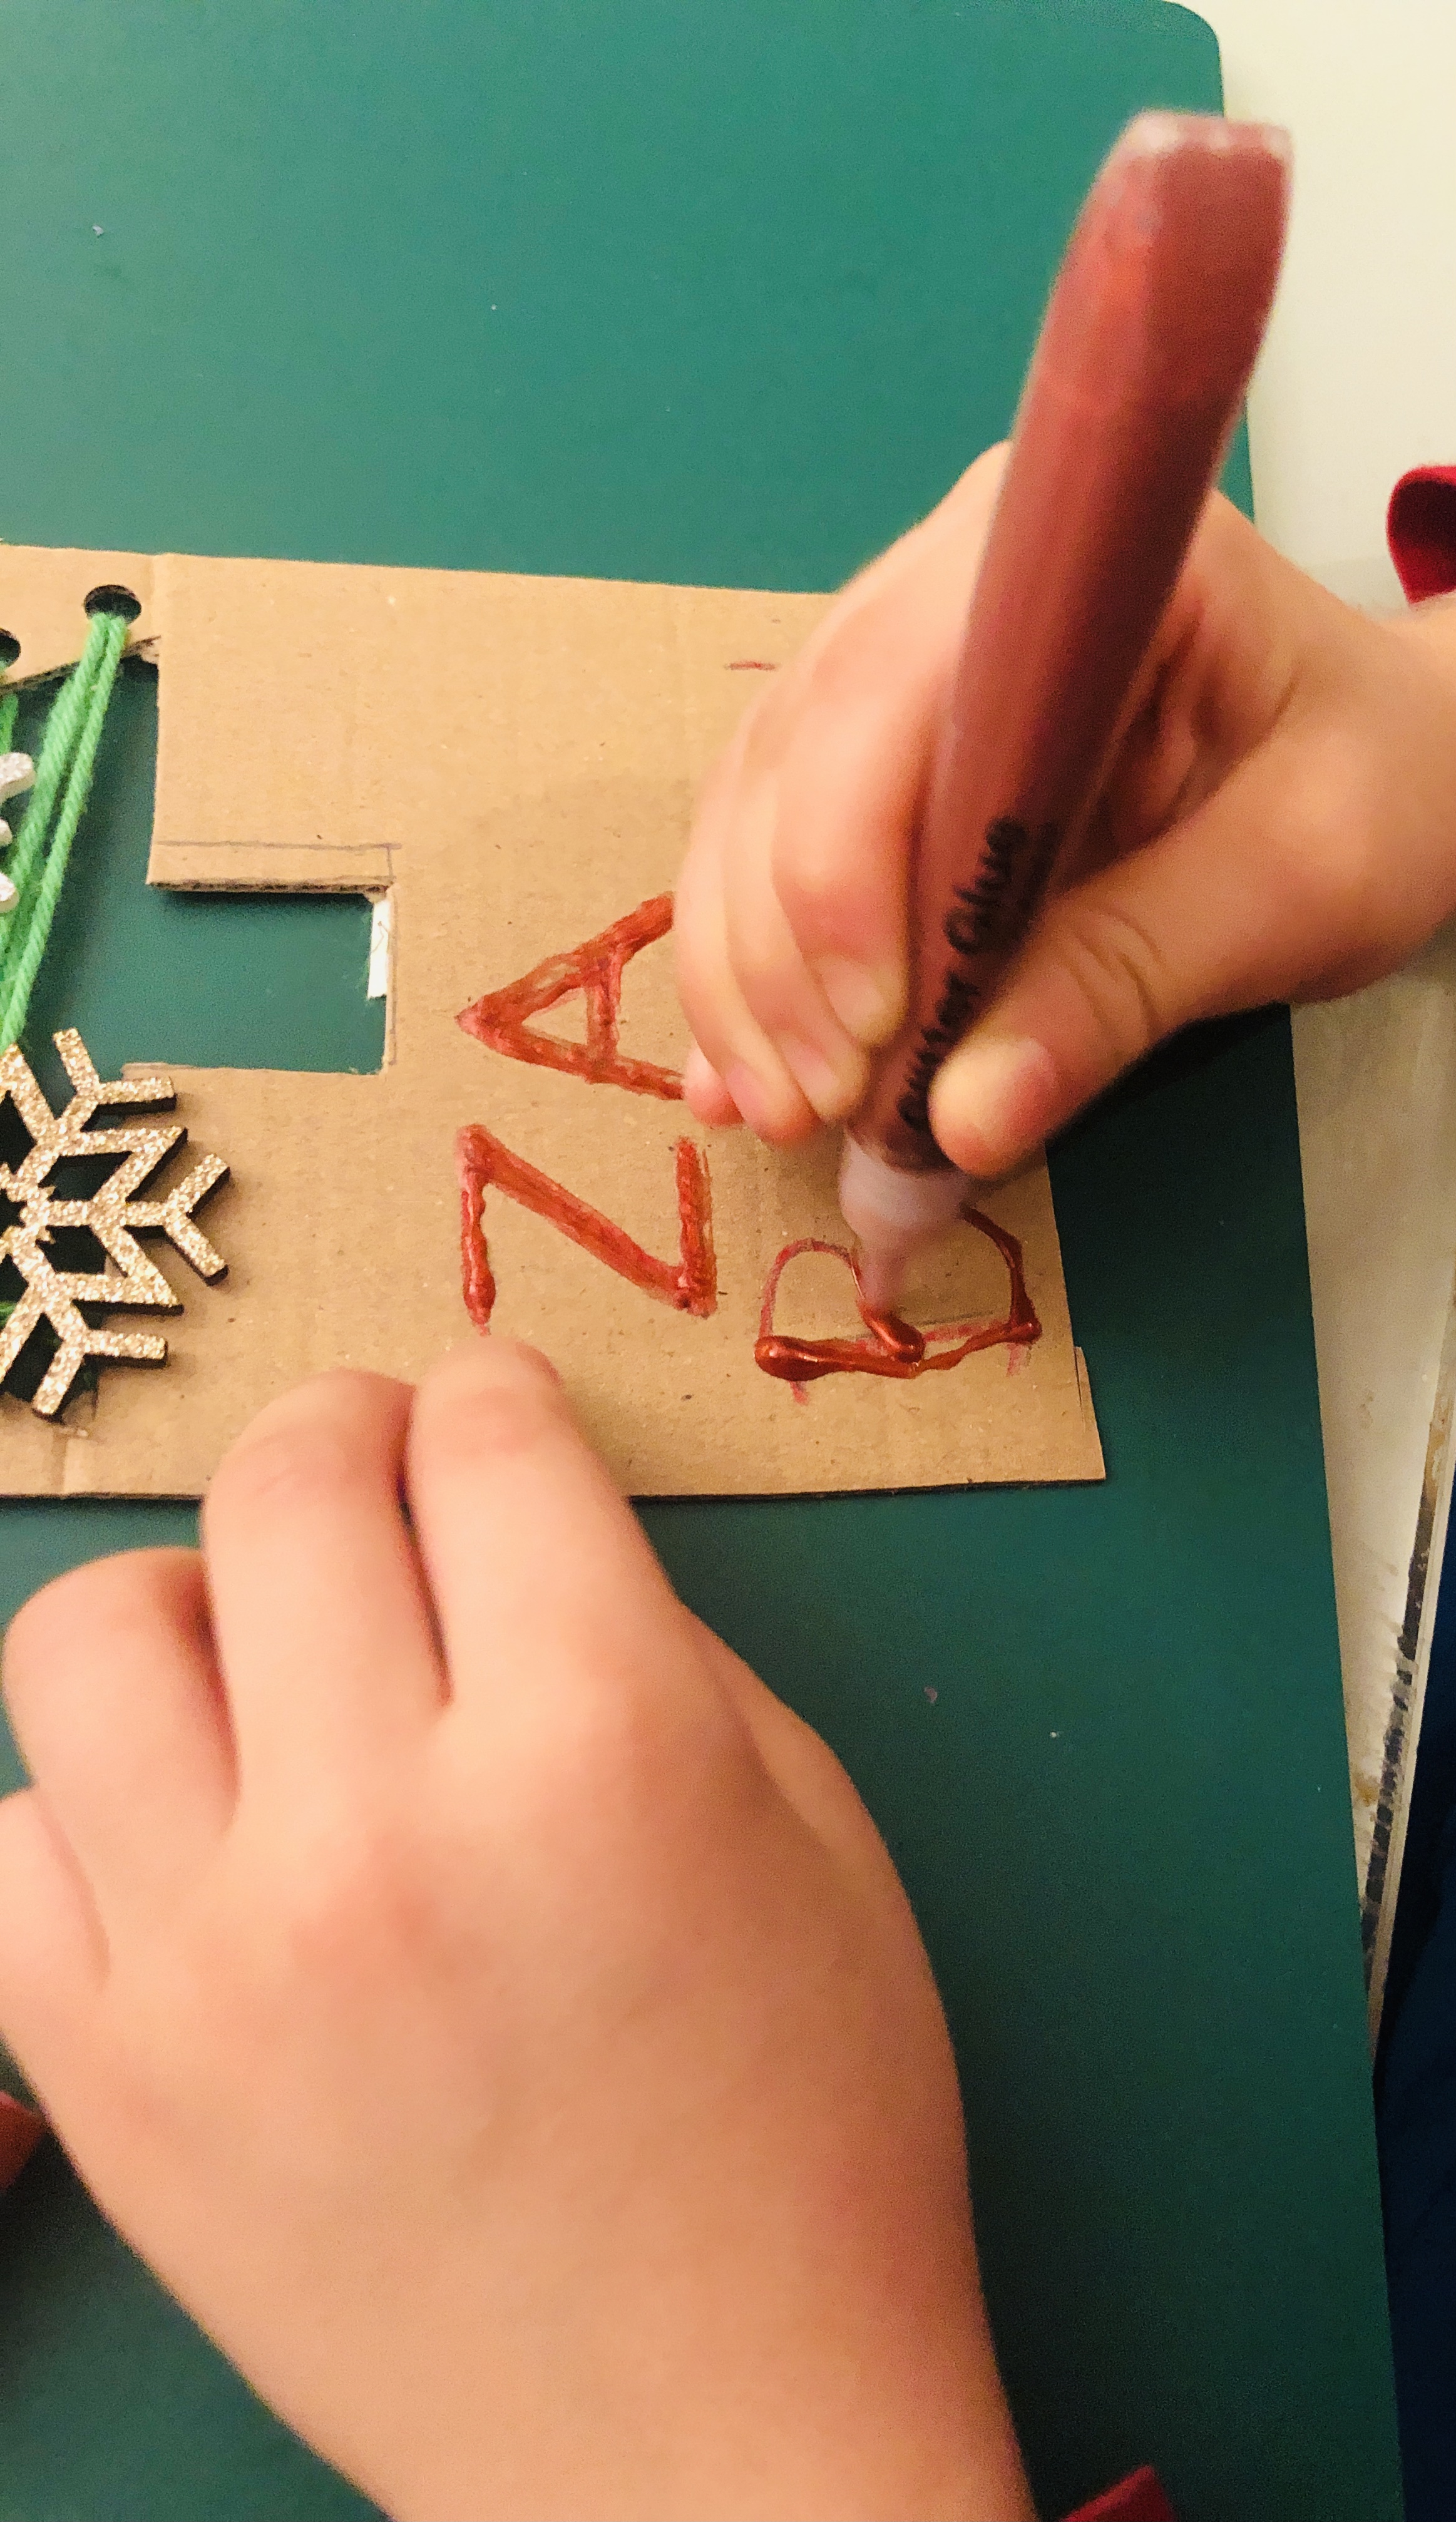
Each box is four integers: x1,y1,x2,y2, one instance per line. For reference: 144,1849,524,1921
0,1346,1031,2522
676,448,1456,1174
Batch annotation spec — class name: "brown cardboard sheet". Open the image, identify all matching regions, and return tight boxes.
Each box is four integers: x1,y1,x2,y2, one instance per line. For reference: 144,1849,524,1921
0,546,1103,1497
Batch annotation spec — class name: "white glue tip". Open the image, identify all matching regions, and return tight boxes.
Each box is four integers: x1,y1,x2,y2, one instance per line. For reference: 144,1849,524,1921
854,1240,911,1313
837,1139,971,1311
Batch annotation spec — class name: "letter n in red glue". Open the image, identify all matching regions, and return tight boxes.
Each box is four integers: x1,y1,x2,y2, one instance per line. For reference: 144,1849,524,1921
456,1127,715,1328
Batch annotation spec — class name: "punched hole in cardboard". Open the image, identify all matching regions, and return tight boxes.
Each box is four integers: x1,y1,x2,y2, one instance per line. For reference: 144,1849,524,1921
83,583,143,623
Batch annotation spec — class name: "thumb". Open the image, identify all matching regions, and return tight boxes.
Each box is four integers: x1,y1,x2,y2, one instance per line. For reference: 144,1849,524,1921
926,733,1350,1176
0,1786,103,2115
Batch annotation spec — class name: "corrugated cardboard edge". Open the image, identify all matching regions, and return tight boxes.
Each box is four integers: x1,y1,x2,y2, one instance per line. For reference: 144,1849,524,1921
1075,1348,1104,1478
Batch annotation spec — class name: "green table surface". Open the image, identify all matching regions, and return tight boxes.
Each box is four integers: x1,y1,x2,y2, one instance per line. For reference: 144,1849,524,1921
0,6,1402,2518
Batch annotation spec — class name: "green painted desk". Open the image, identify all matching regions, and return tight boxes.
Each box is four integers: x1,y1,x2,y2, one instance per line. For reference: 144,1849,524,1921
0,6,1402,2517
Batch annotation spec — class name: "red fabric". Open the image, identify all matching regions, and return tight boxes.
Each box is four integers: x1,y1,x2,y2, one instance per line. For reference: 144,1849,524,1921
1387,464,1456,602
1064,2465,1178,2522
0,2090,44,2191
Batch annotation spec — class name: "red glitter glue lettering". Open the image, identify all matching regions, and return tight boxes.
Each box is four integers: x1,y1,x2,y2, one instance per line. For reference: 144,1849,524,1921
457,1126,716,1330
755,1209,1038,1387
458,893,682,1099
456,894,717,1327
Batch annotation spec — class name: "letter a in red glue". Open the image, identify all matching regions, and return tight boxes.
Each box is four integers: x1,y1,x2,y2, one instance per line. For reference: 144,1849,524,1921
456,1125,716,1328
458,893,682,1099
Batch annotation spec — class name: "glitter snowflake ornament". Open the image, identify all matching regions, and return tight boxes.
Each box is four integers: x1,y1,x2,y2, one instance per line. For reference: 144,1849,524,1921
0,752,34,911
0,1028,229,1418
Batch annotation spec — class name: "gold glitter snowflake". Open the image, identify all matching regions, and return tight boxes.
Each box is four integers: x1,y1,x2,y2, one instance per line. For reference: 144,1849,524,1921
0,1028,228,1418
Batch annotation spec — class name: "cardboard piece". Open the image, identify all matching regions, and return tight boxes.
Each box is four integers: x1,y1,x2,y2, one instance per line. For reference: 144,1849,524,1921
0,545,1103,1497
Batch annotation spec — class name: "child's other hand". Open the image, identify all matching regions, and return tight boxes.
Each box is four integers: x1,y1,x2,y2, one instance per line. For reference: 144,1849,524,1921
0,1346,1030,2522
676,448,1456,1175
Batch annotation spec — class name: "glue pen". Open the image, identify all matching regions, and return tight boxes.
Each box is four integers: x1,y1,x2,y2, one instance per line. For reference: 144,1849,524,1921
839,111,1290,1306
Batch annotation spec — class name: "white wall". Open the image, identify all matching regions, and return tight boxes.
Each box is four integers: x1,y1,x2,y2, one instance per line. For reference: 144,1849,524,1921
1190,0,1456,605
1183,3,1456,2001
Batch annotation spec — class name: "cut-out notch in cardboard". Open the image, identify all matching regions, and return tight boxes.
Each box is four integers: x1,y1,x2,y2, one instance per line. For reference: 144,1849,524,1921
0,543,1102,1497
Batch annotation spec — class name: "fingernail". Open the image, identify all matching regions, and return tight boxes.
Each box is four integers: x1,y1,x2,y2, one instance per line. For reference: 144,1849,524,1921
777,1034,866,1122
931,1035,1059,1174
813,956,903,1047
724,1059,790,1138
683,1045,735,1120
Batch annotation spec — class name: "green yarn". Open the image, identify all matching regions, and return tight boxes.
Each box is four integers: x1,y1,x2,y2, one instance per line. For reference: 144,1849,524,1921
0,609,129,1053
0,689,16,753
1,615,110,912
